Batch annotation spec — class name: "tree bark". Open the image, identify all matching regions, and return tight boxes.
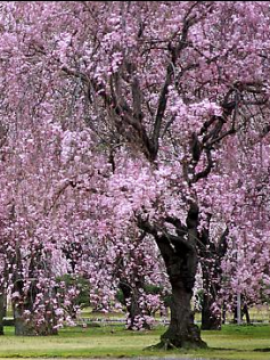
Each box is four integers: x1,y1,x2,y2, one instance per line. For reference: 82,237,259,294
200,226,228,330
13,245,58,336
119,281,150,330
201,285,221,330
14,304,30,336
242,303,250,324
0,290,5,336
201,264,221,330
233,296,251,325
0,256,9,336
14,288,58,336
139,202,206,349
160,275,205,349
221,302,227,325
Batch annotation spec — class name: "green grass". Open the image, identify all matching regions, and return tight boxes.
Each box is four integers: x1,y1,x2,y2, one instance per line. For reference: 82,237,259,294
1,325,270,360
80,305,270,324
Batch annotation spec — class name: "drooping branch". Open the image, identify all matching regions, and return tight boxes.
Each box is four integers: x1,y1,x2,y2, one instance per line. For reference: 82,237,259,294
217,227,229,258
193,147,213,182
151,15,195,159
191,90,240,183
164,216,188,232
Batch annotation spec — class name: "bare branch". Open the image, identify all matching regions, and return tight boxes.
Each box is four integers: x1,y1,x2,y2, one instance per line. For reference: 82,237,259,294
151,14,194,159
193,147,213,182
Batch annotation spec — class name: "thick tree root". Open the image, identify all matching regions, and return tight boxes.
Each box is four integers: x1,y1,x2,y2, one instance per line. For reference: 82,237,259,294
145,338,207,351
145,339,177,351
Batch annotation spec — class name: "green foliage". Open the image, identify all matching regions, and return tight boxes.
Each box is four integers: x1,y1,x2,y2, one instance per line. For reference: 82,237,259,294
56,274,90,307
116,283,164,306
144,283,163,295
3,318,14,326
115,289,124,305
163,293,172,308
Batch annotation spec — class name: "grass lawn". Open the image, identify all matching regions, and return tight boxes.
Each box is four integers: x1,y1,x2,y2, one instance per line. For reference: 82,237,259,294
79,305,270,324
0,325,270,360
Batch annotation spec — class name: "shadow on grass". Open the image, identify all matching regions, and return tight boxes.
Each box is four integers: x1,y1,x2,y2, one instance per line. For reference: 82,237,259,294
254,348,270,352
208,346,270,354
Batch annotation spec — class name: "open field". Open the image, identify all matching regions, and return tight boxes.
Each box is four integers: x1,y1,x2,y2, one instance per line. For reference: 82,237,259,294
6,305,270,326
1,325,270,360
77,305,270,325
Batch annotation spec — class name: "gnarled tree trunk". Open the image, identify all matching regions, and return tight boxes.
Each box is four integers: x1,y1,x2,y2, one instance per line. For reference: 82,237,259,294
119,281,150,330
233,295,251,325
160,261,204,349
201,279,221,330
120,281,141,329
139,202,206,349
200,225,228,330
0,289,6,336
0,253,9,336
13,245,58,336
14,283,58,336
